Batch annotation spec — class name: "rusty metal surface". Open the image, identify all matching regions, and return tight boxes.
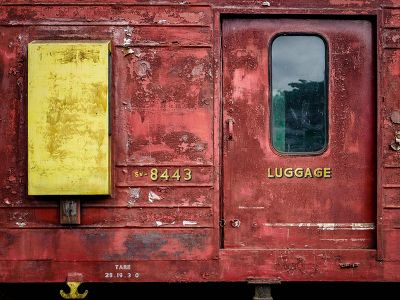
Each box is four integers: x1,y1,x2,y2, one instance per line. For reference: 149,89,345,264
0,0,399,284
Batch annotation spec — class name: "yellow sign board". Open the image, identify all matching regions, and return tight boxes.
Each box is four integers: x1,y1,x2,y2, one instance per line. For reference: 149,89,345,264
28,41,111,195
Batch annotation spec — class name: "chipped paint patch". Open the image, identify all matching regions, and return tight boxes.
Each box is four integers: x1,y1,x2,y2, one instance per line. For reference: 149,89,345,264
183,220,198,226
262,223,375,230
195,143,205,151
148,191,161,203
134,60,151,78
191,64,204,77
128,187,140,207
391,34,400,44
155,221,176,227
124,27,133,46
124,48,142,58
11,212,28,227
123,48,135,56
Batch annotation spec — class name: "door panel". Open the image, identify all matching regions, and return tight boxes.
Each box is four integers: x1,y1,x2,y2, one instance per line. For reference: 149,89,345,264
222,19,375,249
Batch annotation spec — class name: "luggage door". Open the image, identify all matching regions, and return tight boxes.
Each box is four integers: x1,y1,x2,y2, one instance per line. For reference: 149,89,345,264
222,19,376,249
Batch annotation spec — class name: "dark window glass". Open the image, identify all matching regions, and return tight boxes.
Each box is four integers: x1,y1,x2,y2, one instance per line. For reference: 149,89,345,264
271,35,327,153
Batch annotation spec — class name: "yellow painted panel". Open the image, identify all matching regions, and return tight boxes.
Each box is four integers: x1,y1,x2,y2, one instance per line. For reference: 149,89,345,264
28,41,111,195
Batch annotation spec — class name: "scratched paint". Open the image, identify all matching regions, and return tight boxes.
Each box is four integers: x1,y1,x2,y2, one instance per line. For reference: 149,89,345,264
155,221,176,227
148,191,161,203
261,223,376,230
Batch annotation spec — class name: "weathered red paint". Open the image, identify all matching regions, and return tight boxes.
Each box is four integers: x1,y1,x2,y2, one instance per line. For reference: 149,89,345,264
1,0,400,284
222,18,376,250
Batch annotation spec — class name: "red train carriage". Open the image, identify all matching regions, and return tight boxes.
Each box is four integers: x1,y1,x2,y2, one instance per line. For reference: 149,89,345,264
0,0,400,298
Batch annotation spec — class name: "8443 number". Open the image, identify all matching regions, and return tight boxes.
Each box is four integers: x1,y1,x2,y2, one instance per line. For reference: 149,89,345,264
150,168,192,182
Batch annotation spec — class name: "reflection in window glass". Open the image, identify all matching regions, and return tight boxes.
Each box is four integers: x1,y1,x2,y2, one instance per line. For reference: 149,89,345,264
271,35,327,153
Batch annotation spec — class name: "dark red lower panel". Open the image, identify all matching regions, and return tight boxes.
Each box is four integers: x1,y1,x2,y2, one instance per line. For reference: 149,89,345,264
1,250,399,282
0,229,217,261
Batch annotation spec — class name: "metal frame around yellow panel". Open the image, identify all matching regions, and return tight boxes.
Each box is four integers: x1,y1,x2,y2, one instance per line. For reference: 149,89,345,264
28,41,111,195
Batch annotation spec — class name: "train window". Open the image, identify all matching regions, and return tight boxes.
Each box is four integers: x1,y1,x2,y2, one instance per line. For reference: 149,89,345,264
271,35,327,154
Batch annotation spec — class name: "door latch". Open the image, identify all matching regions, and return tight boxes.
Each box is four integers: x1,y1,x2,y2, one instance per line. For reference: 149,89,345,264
226,118,235,140
391,131,400,151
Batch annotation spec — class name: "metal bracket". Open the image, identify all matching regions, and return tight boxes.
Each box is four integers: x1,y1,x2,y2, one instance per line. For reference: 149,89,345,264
60,199,81,225
253,285,273,300
60,282,88,299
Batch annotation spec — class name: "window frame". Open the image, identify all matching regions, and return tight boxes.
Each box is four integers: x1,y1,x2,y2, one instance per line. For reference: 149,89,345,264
269,32,329,156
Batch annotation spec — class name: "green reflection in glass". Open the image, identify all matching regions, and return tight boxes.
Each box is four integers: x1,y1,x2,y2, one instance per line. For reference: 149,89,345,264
271,35,327,153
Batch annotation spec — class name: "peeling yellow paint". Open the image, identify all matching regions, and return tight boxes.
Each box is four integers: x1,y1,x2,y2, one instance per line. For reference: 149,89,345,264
28,41,111,195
